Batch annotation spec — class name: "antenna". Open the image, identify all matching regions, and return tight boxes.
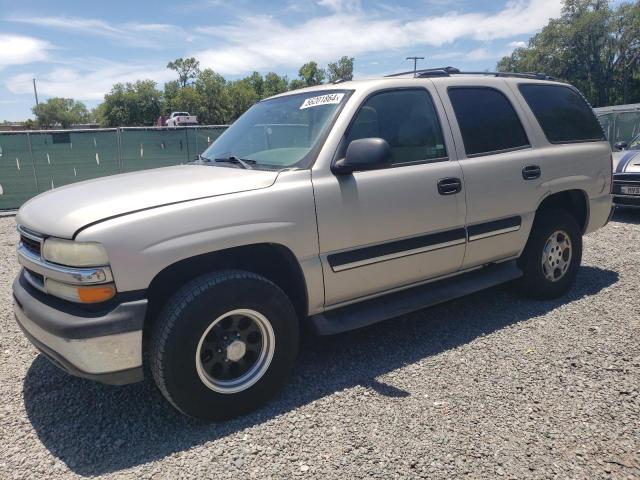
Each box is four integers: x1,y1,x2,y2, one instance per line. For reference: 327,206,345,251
33,78,39,108
406,56,425,77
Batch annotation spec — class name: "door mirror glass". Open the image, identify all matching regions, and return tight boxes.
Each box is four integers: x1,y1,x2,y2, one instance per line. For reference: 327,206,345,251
333,137,392,174
614,141,628,151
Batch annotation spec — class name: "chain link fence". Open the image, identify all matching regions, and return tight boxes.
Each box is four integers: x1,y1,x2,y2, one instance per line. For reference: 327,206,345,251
0,125,227,210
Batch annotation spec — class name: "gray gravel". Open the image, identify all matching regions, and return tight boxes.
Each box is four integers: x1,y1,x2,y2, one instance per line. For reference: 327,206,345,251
0,212,639,479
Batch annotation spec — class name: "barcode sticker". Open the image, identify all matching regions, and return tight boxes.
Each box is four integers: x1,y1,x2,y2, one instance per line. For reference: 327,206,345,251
300,93,345,109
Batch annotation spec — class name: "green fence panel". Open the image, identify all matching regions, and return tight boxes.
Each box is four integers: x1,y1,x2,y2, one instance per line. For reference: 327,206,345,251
0,133,39,209
186,126,227,158
28,130,120,192
0,126,228,209
120,128,191,172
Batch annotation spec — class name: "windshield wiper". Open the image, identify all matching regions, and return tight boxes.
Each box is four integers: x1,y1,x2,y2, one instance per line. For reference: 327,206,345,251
213,155,256,170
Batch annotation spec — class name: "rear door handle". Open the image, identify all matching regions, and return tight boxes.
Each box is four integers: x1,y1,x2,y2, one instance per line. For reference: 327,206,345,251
437,177,462,195
522,165,541,180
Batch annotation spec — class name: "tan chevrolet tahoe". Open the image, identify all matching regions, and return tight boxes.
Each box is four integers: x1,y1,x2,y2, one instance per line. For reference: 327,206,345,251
13,67,613,420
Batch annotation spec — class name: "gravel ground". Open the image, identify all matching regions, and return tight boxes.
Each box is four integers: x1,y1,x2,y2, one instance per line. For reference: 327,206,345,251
0,212,639,479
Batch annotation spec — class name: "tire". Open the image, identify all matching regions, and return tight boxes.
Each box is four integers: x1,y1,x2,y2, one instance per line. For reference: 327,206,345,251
149,270,299,421
515,210,582,299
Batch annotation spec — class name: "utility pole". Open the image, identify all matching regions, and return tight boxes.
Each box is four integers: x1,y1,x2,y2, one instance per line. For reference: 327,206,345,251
406,56,424,76
32,78,39,108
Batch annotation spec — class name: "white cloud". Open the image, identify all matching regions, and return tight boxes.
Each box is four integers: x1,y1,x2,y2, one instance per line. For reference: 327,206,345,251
508,40,528,48
6,61,175,101
316,0,361,12
466,48,493,61
194,0,562,74
0,35,52,66
9,16,189,48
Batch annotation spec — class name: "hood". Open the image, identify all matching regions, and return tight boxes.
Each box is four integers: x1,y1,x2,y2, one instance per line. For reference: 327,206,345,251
613,150,640,174
17,164,278,238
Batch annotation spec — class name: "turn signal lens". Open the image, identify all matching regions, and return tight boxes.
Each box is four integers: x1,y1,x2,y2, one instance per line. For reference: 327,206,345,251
45,279,116,303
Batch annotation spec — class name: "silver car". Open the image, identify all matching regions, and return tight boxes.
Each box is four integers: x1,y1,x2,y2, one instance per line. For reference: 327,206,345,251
13,69,613,420
612,134,640,207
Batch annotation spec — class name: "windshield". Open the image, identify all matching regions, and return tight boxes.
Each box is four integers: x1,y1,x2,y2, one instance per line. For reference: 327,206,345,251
629,134,640,150
201,90,350,169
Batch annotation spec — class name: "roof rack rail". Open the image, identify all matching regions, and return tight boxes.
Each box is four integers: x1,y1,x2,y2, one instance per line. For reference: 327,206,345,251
385,66,460,78
384,66,555,81
459,71,556,81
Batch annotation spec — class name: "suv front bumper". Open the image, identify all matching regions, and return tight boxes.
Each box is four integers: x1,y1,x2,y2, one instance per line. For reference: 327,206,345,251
13,272,147,385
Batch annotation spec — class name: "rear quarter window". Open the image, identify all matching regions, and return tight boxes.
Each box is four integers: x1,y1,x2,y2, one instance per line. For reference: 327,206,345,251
447,87,530,157
518,84,605,144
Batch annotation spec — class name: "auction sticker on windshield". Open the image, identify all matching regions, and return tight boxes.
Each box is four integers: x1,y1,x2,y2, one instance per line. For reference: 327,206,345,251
300,93,345,109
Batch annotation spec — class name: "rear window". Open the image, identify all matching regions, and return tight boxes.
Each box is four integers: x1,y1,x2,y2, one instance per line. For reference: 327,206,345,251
448,87,529,157
518,84,605,144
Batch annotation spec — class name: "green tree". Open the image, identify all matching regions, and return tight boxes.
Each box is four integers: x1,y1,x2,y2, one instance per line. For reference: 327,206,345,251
195,69,229,124
497,0,640,106
245,71,264,98
32,97,90,128
167,57,201,87
226,81,260,121
297,61,326,87
263,72,289,98
162,80,181,114
100,80,163,126
327,56,354,82
171,86,203,118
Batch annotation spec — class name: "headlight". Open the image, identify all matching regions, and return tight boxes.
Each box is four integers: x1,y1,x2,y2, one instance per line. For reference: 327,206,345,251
42,238,109,267
45,278,116,303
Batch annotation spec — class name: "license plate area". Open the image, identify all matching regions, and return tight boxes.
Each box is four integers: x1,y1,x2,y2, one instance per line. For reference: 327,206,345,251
621,185,640,195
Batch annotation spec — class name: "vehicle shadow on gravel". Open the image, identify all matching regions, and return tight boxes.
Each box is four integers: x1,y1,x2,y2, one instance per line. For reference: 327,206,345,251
22,265,618,476
612,208,640,225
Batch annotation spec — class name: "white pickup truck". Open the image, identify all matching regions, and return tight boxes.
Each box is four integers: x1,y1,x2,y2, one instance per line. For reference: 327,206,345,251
165,112,198,127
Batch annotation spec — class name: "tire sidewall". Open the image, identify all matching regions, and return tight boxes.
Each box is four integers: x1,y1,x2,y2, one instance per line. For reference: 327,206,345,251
155,273,298,419
520,211,582,298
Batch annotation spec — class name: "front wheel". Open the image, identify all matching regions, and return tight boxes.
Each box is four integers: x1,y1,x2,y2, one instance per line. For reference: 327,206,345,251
149,270,299,421
516,210,582,299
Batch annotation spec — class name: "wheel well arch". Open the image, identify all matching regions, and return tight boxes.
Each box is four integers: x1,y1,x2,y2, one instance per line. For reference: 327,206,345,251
143,243,309,337
536,189,589,232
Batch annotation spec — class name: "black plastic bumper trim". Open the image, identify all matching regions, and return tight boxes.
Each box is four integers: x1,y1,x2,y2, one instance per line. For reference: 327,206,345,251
13,273,147,340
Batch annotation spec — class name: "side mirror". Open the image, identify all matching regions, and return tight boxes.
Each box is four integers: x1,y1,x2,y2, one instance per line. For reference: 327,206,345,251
614,141,628,151
332,138,392,175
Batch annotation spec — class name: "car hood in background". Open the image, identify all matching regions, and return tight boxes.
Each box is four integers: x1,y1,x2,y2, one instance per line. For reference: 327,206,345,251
613,150,640,174
17,165,278,238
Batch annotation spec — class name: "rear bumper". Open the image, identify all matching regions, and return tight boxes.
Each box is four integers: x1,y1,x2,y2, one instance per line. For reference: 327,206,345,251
13,273,146,385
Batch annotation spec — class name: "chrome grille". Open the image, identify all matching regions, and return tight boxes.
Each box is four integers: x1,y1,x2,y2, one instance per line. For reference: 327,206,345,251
17,226,43,257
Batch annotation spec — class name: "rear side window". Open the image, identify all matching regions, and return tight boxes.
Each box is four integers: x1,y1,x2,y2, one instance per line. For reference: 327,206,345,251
345,89,447,166
518,84,605,143
448,87,529,157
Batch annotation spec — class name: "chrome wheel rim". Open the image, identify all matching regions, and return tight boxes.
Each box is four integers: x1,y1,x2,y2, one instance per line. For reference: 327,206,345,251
195,309,275,394
541,230,572,282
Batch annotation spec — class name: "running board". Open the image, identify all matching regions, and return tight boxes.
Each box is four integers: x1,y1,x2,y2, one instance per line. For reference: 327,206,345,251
308,260,522,335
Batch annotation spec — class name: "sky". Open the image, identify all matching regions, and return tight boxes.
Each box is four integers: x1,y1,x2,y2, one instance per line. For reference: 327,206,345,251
0,0,567,121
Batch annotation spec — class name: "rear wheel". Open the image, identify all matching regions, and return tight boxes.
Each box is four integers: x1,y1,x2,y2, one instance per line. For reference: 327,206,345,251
150,270,299,421
516,210,582,299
